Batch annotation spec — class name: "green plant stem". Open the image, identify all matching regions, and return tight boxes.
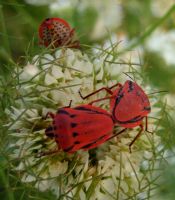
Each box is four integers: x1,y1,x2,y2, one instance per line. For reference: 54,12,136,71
0,5,11,58
0,168,15,200
119,4,175,54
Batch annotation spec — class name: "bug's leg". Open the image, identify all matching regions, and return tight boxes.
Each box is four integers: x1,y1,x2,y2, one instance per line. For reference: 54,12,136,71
38,40,44,46
56,100,73,113
79,87,113,100
63,29,75,47
68,100,72,107
68,40,80,49
88,94,116,105
109,83,122,90
70,28,75,37
35,148,60,158
145,116,153,134
106,128,127,142
79,83,122,100
43,112,55,120
129,124,143,153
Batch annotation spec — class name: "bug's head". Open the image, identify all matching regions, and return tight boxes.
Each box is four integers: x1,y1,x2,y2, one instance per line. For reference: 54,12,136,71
44,18,53,26
45,126,55,139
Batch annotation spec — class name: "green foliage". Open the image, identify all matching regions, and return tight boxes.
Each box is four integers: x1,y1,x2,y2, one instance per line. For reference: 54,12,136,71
143,51,175,92
73,6,98,44
122,0,153,38
141,51,175,150
0,168,57,200
157,163,175,200
0,0,49,64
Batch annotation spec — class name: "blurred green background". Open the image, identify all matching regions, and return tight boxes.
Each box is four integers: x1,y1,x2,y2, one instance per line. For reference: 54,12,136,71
1,0,175,199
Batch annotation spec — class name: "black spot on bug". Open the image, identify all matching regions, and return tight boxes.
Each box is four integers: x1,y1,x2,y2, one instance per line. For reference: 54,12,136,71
74,141,80,145
128,81,134,92
70,114,76,118
72,132,79,137
71,123,77,128
115,88,124,106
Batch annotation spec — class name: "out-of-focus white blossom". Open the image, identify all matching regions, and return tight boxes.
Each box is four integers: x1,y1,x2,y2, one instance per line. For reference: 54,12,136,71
50,0,72,11
151,0,175,17
49,0,123,41
25,0,55,5
88,0,123,40
146,29,175,65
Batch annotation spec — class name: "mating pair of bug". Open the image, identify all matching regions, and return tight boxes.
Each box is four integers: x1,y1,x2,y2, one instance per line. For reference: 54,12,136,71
44,80,151,155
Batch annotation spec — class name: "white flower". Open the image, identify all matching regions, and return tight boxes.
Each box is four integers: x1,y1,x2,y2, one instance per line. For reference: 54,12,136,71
20,64,39,81
8,48,163,199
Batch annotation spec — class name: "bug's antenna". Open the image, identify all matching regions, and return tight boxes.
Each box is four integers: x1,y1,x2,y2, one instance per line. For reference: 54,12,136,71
68,100,72,107
123,72,135,81
147,90,168,96
148,116,160,120
63,100,72,108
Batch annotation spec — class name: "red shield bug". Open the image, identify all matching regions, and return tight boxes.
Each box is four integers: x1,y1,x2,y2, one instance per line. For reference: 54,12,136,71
79,80,151,152
38,17,79,48
43,104,119,154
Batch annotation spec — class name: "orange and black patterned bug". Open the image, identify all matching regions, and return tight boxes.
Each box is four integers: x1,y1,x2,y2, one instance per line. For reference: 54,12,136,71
38,17,79,48
45,104,116,153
